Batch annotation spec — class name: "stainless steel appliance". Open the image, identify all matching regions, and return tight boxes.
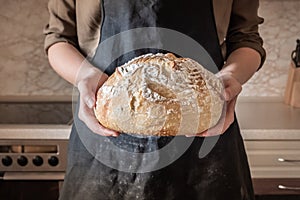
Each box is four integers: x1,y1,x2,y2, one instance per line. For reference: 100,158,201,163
0,125,70,181
0,102,72,199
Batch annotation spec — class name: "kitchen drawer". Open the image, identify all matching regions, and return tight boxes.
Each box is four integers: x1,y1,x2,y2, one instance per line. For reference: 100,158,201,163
244,141,300,150
247,150,300,167
253,178,300,195
244,140,300,179
251,167,300,178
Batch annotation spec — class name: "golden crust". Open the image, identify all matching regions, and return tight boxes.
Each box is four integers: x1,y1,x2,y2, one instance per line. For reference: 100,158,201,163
94,53,224,136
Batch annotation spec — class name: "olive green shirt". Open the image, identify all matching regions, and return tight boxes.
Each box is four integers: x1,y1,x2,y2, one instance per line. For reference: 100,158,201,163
44,0,266,67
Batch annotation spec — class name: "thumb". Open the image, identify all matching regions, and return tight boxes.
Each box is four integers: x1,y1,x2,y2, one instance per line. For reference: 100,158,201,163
224,82,242,101
78,82,96,109
84,94,96,109
223,89,231,101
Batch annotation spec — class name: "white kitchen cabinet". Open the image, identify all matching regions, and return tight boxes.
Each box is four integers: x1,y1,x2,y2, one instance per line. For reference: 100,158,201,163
244,139,300,195
237,100,300,195
245,141,300,178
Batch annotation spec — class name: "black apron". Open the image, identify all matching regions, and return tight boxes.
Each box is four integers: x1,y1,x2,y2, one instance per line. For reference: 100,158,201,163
59,0,255,199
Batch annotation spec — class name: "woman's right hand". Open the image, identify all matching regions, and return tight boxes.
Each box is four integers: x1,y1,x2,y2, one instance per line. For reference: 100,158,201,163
76,62,119,137
47,43,118,136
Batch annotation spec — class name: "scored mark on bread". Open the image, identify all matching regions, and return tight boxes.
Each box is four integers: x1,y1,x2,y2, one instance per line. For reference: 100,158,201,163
94,53,224,136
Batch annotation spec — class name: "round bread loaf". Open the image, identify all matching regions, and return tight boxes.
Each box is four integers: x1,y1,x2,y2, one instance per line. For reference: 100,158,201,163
94,53,224,136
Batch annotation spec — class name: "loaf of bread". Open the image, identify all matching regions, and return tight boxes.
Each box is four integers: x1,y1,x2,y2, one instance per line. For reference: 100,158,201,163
94,53,224,136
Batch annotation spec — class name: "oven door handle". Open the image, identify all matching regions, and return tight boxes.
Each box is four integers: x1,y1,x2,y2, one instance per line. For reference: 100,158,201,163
0,172,65,180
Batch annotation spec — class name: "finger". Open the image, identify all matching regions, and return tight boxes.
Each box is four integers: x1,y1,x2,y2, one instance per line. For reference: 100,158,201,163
223,81,241,101
78,81,96,109
189,97,237,137
227,97,237,115
83,90,96,109
186,110,226,137
186,125,221,137
87,96,95,109
84,113,119,137
185,131,208,137
217,74,242,101
185,134,197,137
219,98,236,133
205,120,226,137
79,101,119,137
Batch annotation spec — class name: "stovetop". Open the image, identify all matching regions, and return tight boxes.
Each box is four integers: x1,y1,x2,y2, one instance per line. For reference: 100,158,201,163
0,102,72,176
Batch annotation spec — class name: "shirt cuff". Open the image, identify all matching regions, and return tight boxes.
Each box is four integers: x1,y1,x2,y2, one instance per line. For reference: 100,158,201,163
226,42,266,70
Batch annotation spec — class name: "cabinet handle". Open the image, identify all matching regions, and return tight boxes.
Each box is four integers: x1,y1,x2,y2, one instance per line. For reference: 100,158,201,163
278,158,300,163
278,185,300,190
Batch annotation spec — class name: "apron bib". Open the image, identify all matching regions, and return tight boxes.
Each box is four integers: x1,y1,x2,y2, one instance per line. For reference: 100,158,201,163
59,1,255,199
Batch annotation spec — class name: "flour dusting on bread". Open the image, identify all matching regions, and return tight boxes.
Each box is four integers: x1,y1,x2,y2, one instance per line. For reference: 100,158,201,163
95,53,224,136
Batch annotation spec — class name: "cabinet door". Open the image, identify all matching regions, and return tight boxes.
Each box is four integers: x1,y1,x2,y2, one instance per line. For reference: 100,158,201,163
253,178,300,195
244,141,300,178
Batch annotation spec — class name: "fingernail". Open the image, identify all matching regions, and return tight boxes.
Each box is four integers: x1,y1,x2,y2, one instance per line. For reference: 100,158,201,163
185,135,194,137
224,92,230,101
87,98,94,108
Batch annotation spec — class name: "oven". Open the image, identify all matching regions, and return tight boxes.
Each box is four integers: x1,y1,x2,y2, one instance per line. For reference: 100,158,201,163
0,102,72,200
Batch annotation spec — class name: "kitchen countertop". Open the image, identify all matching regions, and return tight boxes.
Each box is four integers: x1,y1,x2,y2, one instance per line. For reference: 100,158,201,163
236,98,300,130
236,98,300,140
0,98,300,140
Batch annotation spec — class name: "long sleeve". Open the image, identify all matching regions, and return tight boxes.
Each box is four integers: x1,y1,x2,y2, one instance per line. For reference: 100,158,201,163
43,0,78,54
226,0,266,68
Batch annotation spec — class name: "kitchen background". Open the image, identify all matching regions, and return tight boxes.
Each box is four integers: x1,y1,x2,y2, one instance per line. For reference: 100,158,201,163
0,0,299,101
0,0,300,200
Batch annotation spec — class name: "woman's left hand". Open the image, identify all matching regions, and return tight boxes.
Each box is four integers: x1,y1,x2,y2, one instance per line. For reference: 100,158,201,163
186,72,242,137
